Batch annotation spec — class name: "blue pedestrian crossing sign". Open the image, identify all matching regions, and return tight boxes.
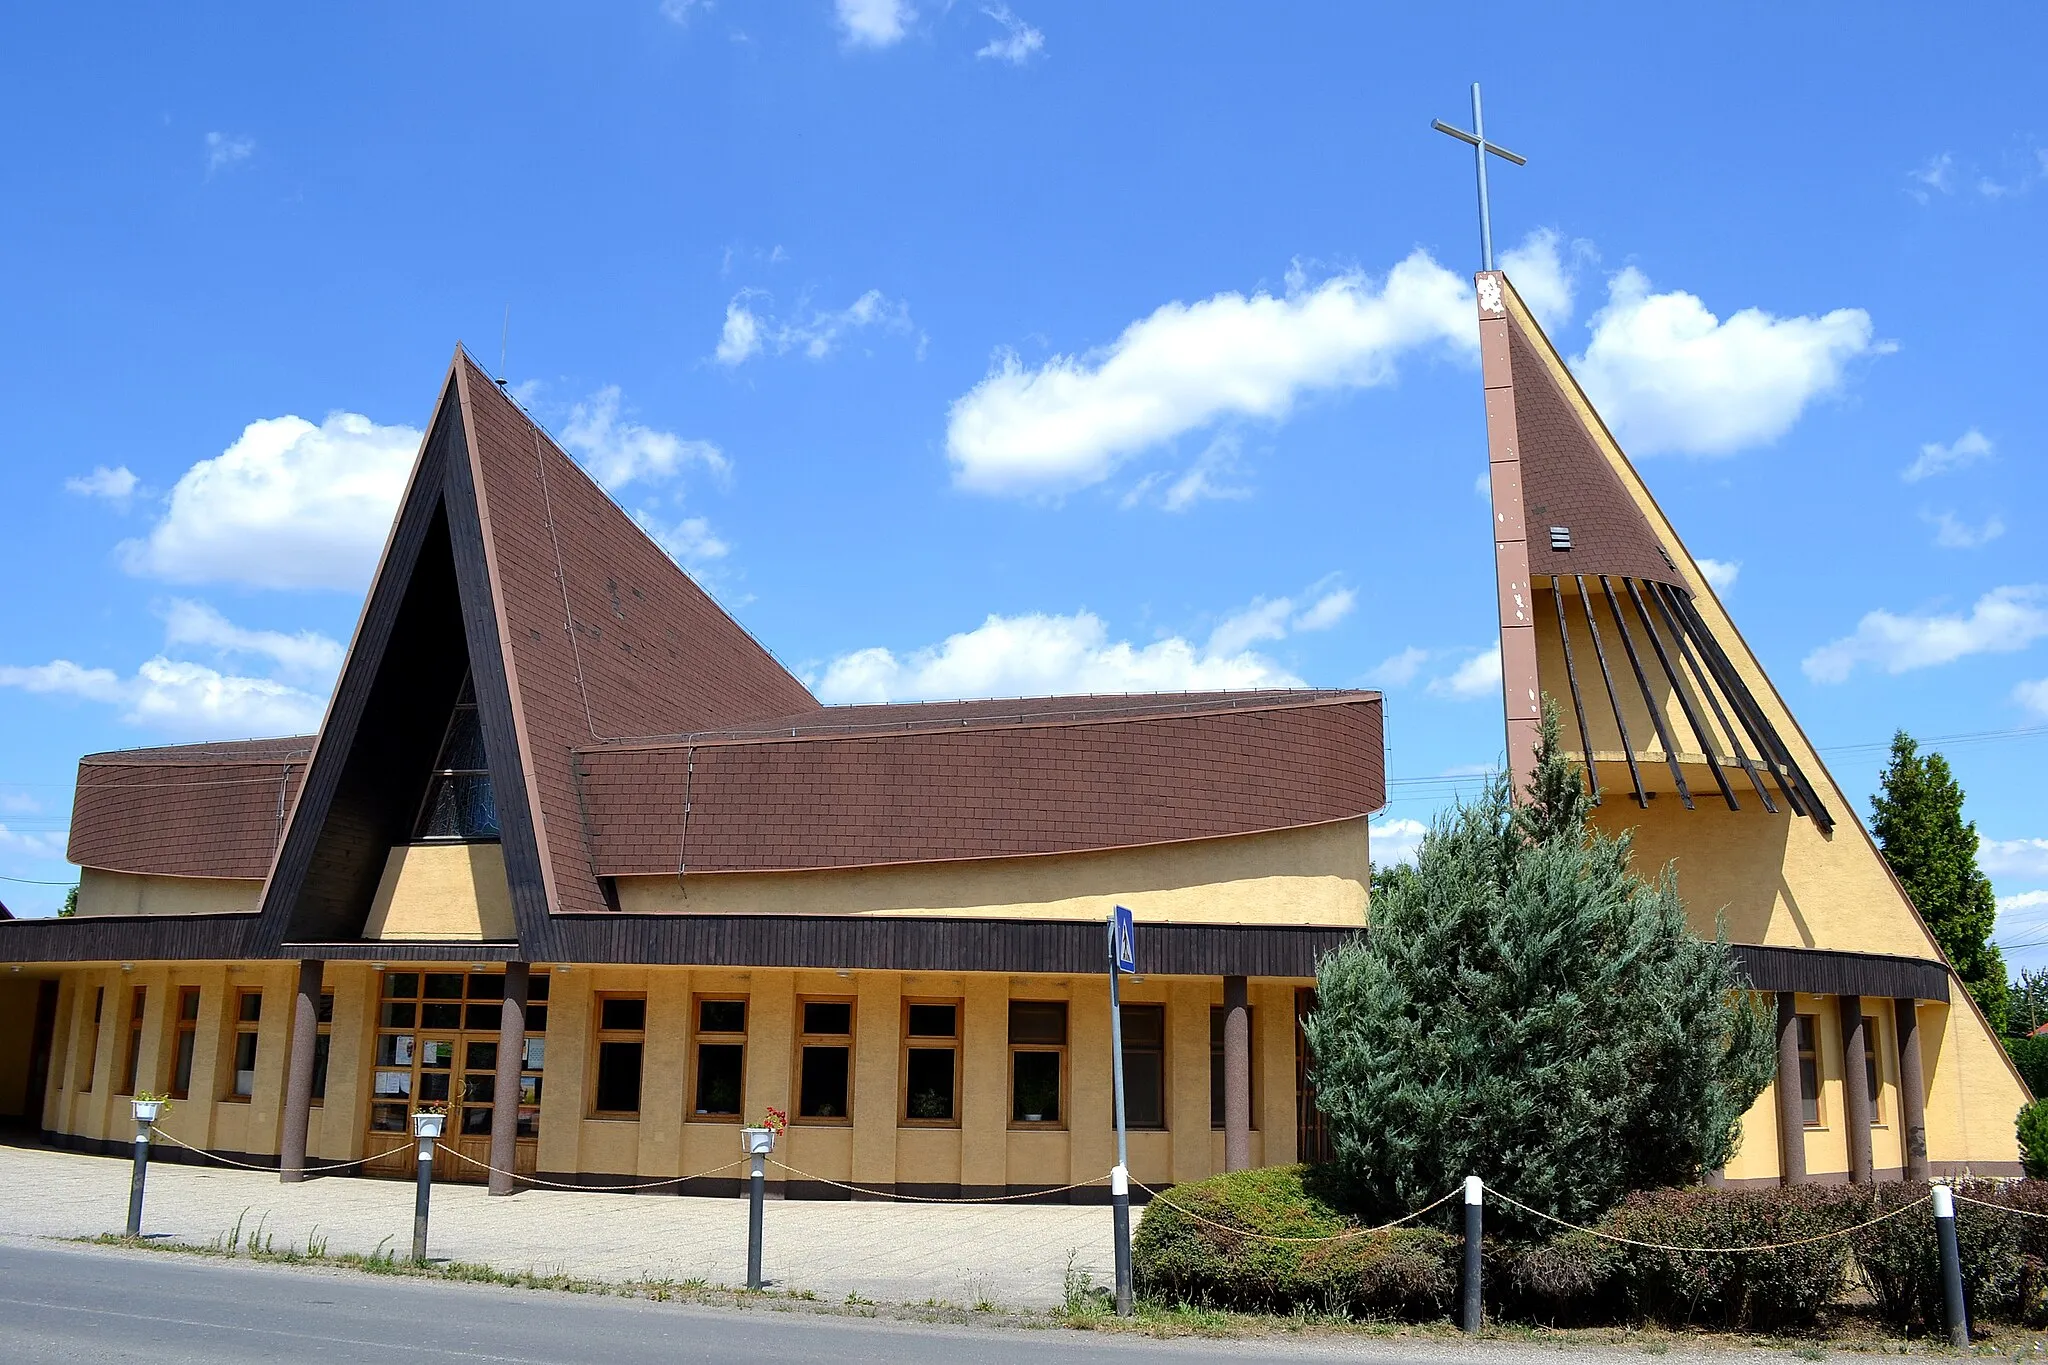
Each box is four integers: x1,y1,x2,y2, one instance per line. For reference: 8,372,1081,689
1110,905,1137,974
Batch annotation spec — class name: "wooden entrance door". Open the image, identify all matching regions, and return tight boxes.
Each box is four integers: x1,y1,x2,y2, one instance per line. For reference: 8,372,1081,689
363,969,547,1183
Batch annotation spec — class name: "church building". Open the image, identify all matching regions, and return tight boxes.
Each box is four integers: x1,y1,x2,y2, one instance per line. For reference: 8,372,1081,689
0,352,1381,1195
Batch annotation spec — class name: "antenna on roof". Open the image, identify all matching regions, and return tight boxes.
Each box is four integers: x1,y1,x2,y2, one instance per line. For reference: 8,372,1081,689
497,305,511,389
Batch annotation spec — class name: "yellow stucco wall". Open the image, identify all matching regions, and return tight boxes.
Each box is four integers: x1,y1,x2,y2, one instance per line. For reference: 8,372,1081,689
614,818,1370,928
363,843,517,941
74,869,260,917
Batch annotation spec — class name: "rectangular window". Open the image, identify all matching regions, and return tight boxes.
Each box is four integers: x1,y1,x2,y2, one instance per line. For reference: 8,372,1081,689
81,988,104,1095
1797,1014,1822,1128
1009,1001,1067,1126
1210,1005,1258,1129
229,989,262,1099
121,986,146,1095
593,994,646,1116
1862,1015,1883,1125
310,992,334,1104
902,1000,960,1125
171,987,201,1099
368,970,545,1139
692,996,746,1119
1119,1004,1166,1130
796,998,854,1122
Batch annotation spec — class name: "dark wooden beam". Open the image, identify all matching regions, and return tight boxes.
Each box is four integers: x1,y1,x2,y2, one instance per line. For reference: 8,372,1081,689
1627,577,1737,811
1549,579,1602,805
1574,575,1648,809
1599,576,1692,809
1650,582,1775,813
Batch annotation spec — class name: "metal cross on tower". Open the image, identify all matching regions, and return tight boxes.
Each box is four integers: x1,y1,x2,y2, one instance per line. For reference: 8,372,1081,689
1432,83,1526,272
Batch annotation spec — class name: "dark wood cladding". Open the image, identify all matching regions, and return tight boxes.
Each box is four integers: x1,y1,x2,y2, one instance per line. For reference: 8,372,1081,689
1731,945,1950,1002
547,915,1356,977
282,941,519,962
69,740,308,879
580,698,1385,876
0,914,253,963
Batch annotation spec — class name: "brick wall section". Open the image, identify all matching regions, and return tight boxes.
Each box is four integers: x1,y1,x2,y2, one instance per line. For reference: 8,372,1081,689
68,738,311,878
578,695,1384,875
458,358,820,914
1508,310,1684,589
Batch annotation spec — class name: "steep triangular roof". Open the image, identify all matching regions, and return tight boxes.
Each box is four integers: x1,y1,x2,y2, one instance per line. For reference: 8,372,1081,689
251,350,817,956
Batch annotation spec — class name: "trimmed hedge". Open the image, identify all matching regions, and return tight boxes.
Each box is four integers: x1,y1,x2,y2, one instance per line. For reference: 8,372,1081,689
1137,1168,2048,1334
1132,1164,1456,1319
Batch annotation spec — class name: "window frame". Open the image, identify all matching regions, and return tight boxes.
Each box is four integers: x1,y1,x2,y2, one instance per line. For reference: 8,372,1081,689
120,985,146,1096
310,992,334,1106
1117,1002,1168,1131
1007,1000,1068,1130
1796,1013,1825,1129
1861,1013,1886,1128
226,988,263,1101
81,987,104,1095
170,986,201,1100
590,992,648,1119
793,996,856,1125
689,994,748,1123
411,672,500,844
899,998,963,1128
1209,1004,1259,1131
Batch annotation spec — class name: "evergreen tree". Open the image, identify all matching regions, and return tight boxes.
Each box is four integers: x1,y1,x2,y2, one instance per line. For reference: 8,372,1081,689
2012,967,2048,1039
1305,698,1776,1227
1872,732,2009,1036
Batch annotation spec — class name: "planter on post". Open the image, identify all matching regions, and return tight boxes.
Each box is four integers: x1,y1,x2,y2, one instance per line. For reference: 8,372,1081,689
741,1125,776,1290
412,1110,446,1264
126,1098,164,1238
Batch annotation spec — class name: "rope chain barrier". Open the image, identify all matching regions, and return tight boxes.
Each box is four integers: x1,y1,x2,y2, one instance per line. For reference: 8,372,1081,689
1952,1192,2048,1221
1129,1179,1463,1244
440,1146,746,1192
765,1158,1108,1204
1483,1186,1933,1254
148,1126,414,1175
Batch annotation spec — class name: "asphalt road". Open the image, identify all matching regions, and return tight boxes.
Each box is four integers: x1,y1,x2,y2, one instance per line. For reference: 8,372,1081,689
0,1238,1530,1365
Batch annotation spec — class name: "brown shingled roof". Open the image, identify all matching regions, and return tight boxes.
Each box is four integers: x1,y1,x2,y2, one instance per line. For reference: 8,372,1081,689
69,738,312,878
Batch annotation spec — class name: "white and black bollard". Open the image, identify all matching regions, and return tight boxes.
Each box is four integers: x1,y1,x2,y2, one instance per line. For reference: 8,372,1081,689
742,1125,775,1290
126,1098,162,1238
1460,1176,1483,1335
1111,1163,1134,1316
411,1110,445,1263
1933,1182,1969,1347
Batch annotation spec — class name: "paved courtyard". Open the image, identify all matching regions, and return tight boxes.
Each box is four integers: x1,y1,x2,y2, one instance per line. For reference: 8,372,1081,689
0,1141,1112,1309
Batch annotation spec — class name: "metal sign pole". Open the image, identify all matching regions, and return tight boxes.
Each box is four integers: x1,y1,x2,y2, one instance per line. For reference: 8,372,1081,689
1108,908,1134,1317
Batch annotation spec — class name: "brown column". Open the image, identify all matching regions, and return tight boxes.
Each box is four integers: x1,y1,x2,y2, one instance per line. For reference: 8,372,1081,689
1775,992,1808,1185
1222,975,1251,1173
1894,997,1930,1182
279,959,324,1184
488,963,530,1196
1840,995,1874,1184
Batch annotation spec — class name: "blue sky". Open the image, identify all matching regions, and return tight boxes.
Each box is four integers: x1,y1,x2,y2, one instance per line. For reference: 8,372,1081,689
1,3,2044,958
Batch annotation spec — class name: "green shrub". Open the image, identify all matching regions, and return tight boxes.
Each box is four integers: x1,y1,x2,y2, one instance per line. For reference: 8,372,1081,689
2018,1099,2048,1179
1848,1180,2025,1333
1603,1185,1859,1331
1131,1165,1456,1319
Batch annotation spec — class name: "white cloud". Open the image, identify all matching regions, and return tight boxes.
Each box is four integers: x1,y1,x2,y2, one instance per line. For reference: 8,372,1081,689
1927,511,2005,550
632,511,730,569
1903,429,1993,482
1696,558,1741,592
1908,153,1955,201
947,248,1476,496
1473,469,1490,499
1123,432,1252,512
1204,584,1355,657
713,290,917,366
1428,644,1501,700
1983,837,2048,881
0,823,66,859
812,610,1305,704
1571,267,1880,457
1292,587,1356,633
659,0,709,24
2016,677,2048,717
205,132,254,176
559,386,728,493
836,0,912,47
0,793,38,814
1498,228,1580,332
121,411,421,591
1369,817,1428,868
2002,890,2048,916
1368,646,1429,688
976,4,1043,64
1802,585,2048,684
161,600,343,682
0,656,325,738
66,465,139,502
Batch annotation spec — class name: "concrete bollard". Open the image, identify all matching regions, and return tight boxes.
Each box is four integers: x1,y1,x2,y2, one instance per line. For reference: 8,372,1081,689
1461,1176,1483,1334
1112,1163,1134,1317
1933,1182,1968,1347
412,1110,445,1263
